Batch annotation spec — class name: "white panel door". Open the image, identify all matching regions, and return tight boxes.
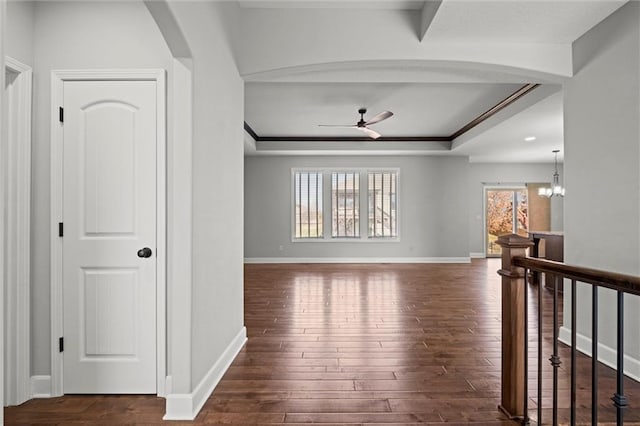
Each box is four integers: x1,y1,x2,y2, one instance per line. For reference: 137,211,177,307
62,80,157,393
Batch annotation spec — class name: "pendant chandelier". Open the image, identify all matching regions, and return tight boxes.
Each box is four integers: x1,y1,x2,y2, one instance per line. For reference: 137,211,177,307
538,150,565,197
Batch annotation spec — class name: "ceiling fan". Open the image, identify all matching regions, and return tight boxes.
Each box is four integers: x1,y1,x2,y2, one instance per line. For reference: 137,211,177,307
319,108,394,139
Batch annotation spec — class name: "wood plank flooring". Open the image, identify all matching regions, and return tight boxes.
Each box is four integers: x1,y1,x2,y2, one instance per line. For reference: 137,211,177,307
5,260,640,424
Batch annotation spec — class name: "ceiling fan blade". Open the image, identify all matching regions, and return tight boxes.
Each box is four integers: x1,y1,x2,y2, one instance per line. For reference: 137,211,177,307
318,124,358,128
360,127,382,140
365,111,393,126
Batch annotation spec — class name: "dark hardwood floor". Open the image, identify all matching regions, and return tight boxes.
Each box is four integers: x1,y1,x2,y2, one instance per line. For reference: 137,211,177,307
5,260,640,425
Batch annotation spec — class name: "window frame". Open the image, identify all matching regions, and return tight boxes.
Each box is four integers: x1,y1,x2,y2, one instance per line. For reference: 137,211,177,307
291,169,325,240
331,170,361,239
291,168,400,243
367,170,399,240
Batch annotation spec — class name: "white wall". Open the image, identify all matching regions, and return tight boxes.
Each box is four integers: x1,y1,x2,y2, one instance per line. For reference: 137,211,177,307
236,7,570,78
245,157,563,260
6,1,35,66
468,162,564,255
245,155,470,260
5,0,34,408
29,0,173,377
563,1,640,376
167,1,245,394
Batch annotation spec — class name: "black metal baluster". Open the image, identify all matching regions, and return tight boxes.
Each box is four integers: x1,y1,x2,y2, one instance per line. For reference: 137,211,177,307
550,274,561,426
538,270,543,426
592,285,598,426
571,279,577,426
524,269,529,425
612,290,627,426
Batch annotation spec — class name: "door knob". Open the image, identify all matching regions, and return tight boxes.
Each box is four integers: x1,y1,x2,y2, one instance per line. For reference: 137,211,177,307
137,247,153,258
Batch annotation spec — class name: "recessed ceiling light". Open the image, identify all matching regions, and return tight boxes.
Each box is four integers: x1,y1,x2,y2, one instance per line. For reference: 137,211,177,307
524,136,537,142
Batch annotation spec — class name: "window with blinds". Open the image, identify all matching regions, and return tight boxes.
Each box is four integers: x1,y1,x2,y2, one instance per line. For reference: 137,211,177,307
293,171,323,239
368,171,397,238
331,172,360,238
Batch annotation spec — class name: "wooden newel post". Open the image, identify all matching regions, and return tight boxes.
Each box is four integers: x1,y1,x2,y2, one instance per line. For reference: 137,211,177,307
496,234,534,419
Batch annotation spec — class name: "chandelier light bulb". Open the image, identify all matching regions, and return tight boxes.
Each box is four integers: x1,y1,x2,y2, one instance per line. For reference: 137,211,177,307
539,150,565,198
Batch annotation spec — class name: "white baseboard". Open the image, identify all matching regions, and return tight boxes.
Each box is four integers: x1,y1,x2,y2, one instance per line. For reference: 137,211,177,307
470,252,486,259
30,375,51,398
244,257,471,264
559,326,640,382
163,327,247,420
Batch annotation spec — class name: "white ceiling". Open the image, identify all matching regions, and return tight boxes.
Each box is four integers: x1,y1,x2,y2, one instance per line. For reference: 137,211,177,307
425,1,626,43
454,91,565,163
246,82,523,137
238,0,425,9
243,0,627,161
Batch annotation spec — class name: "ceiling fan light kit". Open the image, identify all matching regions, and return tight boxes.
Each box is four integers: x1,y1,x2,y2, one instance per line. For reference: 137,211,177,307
319,107,394,140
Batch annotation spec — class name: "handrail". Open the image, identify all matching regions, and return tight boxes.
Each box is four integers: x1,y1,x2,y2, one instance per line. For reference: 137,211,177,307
513,256,640,296
498,234,640,425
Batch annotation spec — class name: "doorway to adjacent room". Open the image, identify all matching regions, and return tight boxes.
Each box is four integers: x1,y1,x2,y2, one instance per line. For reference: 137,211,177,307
485,187,529,257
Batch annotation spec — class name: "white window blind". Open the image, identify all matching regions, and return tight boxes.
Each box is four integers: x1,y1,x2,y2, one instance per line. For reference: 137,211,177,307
331,172,360,238
368,171,397,238
293,171,323,239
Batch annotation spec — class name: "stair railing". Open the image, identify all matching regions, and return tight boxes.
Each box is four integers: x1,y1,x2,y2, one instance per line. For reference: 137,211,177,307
497,234,640,426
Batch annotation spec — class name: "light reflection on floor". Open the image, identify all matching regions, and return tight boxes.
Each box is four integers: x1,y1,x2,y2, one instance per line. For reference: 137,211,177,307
292,271,401,334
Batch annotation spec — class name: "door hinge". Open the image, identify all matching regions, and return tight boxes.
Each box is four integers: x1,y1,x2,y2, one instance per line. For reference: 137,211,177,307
59,337,64,353
58,222,64,237
59,107,64,123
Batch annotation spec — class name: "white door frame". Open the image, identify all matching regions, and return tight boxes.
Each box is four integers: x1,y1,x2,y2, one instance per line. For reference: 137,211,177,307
4,56,33,406
50,69,167,397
